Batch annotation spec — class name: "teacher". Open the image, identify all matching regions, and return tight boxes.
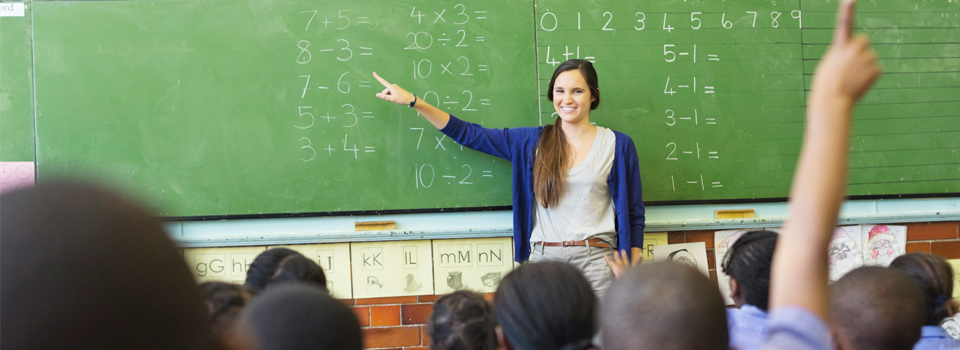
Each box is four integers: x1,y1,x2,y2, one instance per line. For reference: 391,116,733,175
373,59,645,295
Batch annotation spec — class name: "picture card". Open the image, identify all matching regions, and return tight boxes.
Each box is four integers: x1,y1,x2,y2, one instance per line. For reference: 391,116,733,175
860,225,906,266
653,242,709,277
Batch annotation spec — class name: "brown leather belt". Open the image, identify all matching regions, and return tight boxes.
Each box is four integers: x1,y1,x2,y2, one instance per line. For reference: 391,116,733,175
536,238,612,249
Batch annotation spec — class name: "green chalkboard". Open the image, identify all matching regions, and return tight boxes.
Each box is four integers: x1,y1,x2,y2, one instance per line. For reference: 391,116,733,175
534,0,960,202
0,3,35,162
25,0,960,217
33,0,535,216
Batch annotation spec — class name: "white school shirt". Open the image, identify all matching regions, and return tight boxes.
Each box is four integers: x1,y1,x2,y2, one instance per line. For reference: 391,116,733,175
530,126,617,244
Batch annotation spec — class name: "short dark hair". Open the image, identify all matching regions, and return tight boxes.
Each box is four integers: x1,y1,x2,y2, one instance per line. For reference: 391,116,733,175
547,59,601,110
238,284,362,350
889,253,958,325
0,181,209,350
245,247,300,294
493,261,596,350
830,266,925,350
428,290,497,350
268,254,328,292
602,262,728,350
721,230,778,310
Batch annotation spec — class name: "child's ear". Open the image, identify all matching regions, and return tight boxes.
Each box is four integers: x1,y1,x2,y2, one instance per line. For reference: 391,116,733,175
496,325,512,350
729,279,741,301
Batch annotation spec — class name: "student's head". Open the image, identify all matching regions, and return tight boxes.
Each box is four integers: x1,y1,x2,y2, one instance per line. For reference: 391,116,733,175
200,281,251,350
889,253,959,325
267,254,328,292
601,262,728,350
536,59,601,207
493,261,596,350
721,230,778,310
245,247,300,294
237,284,362,350
428,290,497,350
830,266,925,350
0,181,209,350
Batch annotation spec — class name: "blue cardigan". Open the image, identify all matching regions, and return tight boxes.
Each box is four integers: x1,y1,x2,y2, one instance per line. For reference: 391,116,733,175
440,115,646,262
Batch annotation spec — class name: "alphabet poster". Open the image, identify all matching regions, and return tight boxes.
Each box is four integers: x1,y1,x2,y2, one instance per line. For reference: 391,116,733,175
949,259,960,299
714,230,750,305
183,246,267,284
860,225,906,266
640,232,669,263
351,240,433,298
432,237,514,294
653,242,709,277
278,243,352,299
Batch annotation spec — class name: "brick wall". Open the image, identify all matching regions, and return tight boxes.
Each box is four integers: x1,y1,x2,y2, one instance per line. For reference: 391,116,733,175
344,294,494,350
346,221,959,350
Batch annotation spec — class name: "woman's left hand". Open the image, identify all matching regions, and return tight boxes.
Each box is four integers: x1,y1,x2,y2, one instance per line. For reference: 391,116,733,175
604,247,643,278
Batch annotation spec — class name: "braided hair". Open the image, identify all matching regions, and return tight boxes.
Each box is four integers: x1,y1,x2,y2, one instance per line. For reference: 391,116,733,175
428,290,497,350
720,230,778,310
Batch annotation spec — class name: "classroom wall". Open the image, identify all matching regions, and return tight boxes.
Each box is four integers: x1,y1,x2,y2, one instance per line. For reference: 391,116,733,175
341,220,959,350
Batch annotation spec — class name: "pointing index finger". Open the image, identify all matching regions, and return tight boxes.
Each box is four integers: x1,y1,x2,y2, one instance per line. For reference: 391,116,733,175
372,72,392,89
834,0,856,45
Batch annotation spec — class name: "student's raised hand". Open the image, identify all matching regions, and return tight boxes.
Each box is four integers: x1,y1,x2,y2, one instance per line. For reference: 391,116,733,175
810,0,881,105
604,247,643,278
373,72,417,106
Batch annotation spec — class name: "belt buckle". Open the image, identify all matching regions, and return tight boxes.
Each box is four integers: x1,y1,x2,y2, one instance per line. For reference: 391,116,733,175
561,240,574,247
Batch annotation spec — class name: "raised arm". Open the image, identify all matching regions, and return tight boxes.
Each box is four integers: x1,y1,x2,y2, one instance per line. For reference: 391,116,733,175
372,72,449,129
768,0,880,318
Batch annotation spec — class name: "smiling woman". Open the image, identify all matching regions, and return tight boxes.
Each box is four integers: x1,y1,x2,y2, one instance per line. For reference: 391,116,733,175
372,60,645,297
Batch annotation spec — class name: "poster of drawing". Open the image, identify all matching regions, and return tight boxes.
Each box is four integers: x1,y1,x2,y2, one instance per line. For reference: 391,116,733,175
829,226,864,281
860,225,906,266
350,240,434,298
715,230,750,305
277,243,353,299
653,242,709,277
641,232,669,264
432,237,514,294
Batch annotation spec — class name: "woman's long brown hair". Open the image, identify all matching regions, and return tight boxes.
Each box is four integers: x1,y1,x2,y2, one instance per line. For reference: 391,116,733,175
534,60,601,208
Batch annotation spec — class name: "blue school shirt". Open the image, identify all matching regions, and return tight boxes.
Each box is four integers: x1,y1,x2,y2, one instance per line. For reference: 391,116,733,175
439,115,646,262
913,326,960,350
728,304,770,349
760,306,834,350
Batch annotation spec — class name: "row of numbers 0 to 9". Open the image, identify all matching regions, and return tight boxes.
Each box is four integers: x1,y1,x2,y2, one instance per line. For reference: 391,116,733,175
538,10,803,32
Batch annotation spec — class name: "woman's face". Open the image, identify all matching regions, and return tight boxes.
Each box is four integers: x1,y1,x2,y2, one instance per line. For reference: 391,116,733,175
552,70,596,125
